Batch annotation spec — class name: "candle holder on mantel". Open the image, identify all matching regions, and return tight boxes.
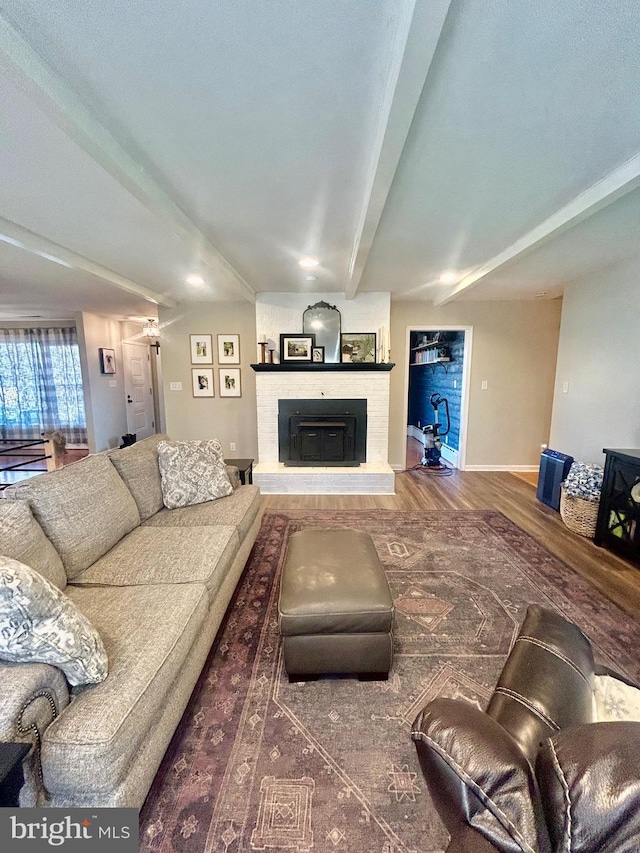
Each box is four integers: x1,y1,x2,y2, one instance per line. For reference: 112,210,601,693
268,348,275,364
258,341,268,364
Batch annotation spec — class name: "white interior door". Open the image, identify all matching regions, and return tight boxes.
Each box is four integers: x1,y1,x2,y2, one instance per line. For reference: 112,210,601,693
123,342,155,441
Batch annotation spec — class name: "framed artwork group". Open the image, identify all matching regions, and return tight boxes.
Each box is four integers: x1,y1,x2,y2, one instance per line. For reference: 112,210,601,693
189,333,242,397
278,331,377,364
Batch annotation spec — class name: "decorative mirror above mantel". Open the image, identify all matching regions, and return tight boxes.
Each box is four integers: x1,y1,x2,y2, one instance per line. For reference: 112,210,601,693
302,301,341,363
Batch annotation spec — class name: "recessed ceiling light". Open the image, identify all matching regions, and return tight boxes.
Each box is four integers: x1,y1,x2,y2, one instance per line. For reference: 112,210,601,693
536,291,548,298
299,257,319,269
439,271,457,284
305,275,318,281
186,274,204,285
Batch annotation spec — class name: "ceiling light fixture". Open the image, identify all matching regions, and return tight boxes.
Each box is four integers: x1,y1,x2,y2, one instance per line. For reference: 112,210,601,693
305,275,318,281
186,274,204,285
299,257,319,269
535,291,548,298
142,318,161,352
439,271,458,284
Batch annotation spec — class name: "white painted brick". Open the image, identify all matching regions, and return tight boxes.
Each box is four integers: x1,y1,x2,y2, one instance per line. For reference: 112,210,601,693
253,292,392,493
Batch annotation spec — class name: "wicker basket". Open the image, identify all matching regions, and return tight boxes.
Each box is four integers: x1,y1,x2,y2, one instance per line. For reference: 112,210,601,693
559,486,600,538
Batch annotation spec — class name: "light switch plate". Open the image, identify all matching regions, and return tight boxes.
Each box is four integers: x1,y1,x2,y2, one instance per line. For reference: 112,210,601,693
170,381,183,391
108,379,117,388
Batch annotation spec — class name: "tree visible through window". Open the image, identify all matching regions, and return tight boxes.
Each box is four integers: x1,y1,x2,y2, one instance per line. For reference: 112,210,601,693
0,326,87,443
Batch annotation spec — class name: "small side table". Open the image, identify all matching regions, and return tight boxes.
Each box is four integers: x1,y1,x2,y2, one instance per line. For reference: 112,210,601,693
224,458,254,486
0,742,30,807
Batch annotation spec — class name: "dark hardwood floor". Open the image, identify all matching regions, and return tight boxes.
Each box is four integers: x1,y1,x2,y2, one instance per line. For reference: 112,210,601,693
264,440,640,622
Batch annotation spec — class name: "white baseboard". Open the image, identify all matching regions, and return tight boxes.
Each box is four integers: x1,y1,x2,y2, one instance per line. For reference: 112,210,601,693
464,464,539,472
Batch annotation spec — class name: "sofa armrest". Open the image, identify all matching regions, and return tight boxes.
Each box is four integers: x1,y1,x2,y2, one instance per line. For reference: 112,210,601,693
537,722,640,853
446,824,503,853
0,661,70,805
411,699,551,853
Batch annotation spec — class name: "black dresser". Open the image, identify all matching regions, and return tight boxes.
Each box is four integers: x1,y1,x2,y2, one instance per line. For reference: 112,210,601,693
595,449,640,565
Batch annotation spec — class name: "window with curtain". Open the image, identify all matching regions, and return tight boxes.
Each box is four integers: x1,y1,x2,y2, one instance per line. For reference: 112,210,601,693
0,326,87,443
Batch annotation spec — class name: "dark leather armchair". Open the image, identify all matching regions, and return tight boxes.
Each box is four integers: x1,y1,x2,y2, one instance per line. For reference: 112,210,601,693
411,605,640,853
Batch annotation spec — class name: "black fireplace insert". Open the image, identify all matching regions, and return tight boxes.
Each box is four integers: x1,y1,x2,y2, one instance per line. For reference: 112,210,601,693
278,399,367,466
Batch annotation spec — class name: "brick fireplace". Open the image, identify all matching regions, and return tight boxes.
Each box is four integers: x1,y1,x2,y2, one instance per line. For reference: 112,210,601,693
252,366,395,494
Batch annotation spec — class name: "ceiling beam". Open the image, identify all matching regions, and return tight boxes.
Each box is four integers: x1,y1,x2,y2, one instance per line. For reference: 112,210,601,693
344,0,453,299
0,216,177,308
0,12,255,303
433,151,640,306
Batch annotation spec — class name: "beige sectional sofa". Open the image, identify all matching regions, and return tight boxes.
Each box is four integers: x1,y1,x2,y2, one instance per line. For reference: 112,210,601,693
0,434,262,808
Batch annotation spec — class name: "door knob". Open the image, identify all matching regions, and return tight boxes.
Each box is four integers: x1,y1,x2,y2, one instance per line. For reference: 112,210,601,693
127,394,133,403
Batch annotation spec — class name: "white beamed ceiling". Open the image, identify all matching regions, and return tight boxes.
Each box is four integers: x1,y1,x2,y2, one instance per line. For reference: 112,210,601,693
0,0,639,319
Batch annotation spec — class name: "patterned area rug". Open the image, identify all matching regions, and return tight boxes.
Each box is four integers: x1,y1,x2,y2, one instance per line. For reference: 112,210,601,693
139,510,640,853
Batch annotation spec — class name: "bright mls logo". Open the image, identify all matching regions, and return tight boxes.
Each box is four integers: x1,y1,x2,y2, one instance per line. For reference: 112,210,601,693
0,809,138,851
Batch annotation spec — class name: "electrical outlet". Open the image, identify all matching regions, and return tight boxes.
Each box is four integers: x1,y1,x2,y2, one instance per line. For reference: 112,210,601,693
417,421,420,429
541,443,548,451
229,442,236,452
481,380,488,390
562,381,569,393
453,379,457,389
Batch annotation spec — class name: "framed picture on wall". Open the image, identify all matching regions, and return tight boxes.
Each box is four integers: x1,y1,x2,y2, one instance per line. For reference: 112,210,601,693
311,345,325,363
192,368,214,397
217,333,240,364
99,348,116,374
190,334,213,364
219,368,241,397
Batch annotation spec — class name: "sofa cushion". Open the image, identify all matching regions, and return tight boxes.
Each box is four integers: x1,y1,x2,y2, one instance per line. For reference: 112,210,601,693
143,484,262,539
0,500,67,590
0,555,108,686
42,582,208,796
536,722,640,853
5,455,140,579
71,525,240,598
411,698,552,853
158,439,232,509
107,434,169,523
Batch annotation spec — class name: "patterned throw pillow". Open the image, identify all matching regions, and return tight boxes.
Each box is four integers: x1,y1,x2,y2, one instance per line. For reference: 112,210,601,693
157,439,233,509
563,461,604,501
0,555,108,686
594,675,640,721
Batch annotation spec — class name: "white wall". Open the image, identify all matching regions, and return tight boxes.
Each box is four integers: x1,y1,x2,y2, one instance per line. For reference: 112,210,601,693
75,312,129,452
256,292,390,360
550,257,640,464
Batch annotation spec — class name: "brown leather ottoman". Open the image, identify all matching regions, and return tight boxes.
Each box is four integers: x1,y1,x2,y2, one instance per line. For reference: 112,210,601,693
278,528,394,679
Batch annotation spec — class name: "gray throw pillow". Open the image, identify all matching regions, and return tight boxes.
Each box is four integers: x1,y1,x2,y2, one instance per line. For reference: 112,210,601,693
0,555,108,686
157,439,233,509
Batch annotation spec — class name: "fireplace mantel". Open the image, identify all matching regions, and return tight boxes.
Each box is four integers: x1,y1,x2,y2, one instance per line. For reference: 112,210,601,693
251,363,394,372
